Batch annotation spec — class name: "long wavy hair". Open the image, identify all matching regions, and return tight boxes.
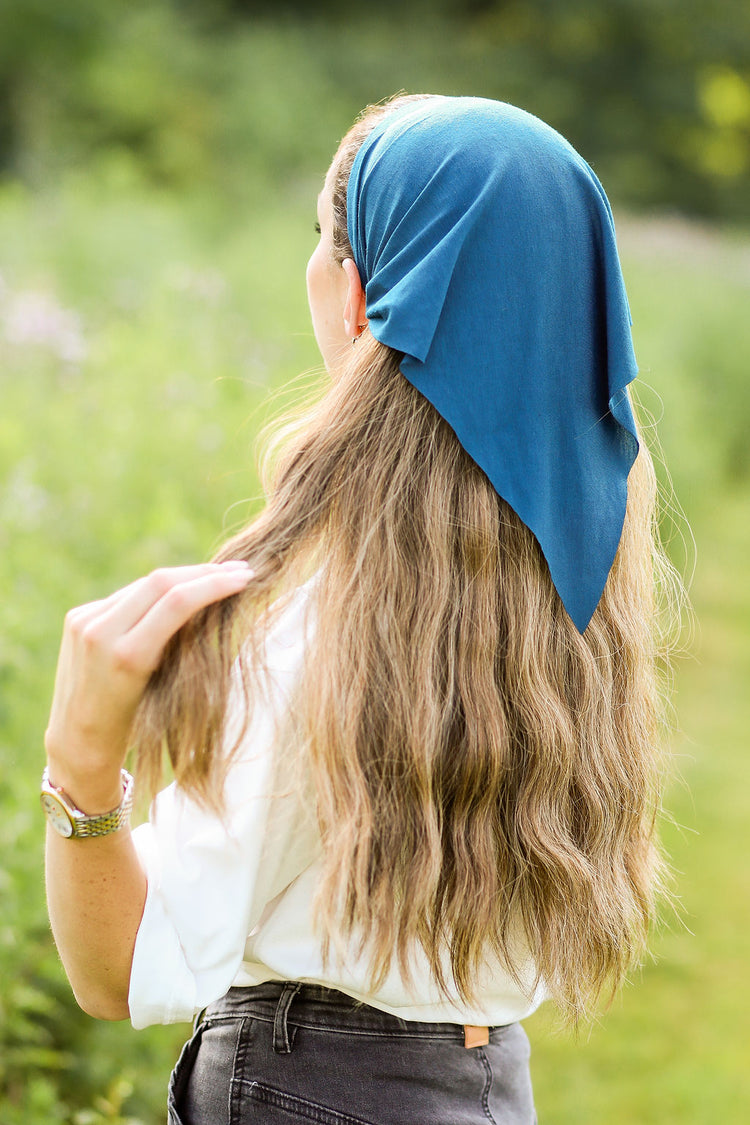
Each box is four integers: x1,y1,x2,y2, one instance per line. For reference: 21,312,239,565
133,96,682,1024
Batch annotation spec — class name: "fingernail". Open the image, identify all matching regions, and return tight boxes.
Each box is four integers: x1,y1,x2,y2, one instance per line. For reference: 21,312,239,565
230,569,253,583
221,559,251,569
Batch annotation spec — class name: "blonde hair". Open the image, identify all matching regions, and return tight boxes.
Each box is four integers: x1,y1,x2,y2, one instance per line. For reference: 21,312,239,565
133,97,681,1025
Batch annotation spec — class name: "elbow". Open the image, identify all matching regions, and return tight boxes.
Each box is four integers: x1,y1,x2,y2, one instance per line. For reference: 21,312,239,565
73,985,131,1022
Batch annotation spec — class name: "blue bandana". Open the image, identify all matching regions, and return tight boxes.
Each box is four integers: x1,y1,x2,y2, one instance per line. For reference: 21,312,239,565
347,97,639,632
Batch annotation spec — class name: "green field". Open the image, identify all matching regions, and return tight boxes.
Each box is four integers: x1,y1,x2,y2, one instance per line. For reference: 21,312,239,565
1,173,748,1122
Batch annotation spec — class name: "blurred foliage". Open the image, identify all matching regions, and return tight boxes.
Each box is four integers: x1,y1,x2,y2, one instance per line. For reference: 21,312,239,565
1,2,749,1121
0,0,749,221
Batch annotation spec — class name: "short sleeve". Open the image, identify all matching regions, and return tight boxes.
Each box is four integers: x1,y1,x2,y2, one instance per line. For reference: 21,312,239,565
127,578,320,1029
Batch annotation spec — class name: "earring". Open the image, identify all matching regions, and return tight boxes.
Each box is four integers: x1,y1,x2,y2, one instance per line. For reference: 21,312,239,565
351,323,368,345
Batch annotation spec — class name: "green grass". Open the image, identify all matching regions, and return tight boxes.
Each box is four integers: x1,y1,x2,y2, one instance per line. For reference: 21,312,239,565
1,173,748,1122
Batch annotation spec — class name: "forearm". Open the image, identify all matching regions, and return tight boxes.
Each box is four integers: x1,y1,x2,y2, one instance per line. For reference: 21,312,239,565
44,764,147,1021
42,563,252,1019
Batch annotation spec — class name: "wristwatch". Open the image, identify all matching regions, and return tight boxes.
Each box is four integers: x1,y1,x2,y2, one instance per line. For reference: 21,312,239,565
40,768,134,838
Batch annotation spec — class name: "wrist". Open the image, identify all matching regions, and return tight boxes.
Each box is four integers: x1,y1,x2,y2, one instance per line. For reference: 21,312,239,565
44,757,126,816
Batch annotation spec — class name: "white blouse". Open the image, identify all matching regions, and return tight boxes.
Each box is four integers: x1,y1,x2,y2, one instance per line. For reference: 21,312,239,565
127,576,548,1030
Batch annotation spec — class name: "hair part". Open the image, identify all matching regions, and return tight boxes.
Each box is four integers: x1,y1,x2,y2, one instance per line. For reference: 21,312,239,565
131,95,683,1026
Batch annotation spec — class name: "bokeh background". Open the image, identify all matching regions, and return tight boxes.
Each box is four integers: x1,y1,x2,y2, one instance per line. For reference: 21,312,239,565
1,2,749,1122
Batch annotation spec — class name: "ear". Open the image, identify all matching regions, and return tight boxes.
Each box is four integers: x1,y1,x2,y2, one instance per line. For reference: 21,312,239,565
342,258,368,338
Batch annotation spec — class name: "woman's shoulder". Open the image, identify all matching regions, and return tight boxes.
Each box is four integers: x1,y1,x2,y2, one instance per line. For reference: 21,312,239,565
220,571,321,765
263,569,321,661
230,569,321,720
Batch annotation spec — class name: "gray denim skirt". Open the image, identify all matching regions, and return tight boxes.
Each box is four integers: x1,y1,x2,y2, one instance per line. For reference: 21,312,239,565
168,981,537,1125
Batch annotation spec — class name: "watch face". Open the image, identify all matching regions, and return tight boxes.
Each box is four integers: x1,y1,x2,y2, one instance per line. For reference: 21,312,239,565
41,792,75,838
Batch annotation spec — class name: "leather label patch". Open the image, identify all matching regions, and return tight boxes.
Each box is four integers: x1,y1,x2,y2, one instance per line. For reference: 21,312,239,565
464,1024,490,1049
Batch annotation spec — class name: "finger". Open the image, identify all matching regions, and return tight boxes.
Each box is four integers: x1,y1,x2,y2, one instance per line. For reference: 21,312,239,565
65,598,114,628
65,579,148,626
62,567,221,629
112,567,253,674
79,563,252,640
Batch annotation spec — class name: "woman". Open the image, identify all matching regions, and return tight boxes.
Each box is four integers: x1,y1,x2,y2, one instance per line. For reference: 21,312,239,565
42,96,678,1124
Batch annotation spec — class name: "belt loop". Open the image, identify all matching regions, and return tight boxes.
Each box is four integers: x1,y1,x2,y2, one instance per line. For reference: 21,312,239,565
273,982,302,1054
